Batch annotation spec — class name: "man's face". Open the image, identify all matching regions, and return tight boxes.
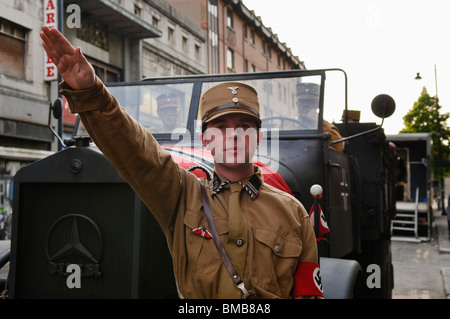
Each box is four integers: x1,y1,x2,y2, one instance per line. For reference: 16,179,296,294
158,107,179,129
200,113,263,168
296,99,319,120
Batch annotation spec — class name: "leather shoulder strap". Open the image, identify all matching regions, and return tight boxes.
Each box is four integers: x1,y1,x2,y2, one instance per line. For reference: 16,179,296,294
198,180,251,298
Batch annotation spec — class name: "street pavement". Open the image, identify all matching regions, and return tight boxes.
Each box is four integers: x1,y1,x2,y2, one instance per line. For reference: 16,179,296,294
392,210,450,299
1,211,449,299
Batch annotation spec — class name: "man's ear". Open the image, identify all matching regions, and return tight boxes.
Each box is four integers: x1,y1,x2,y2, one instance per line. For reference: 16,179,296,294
257,129,264,148
199,132,208,148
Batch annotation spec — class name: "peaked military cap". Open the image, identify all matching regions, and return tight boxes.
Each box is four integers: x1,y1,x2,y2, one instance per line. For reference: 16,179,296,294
199,82,261,128
157,93,180,110
296,82,320,100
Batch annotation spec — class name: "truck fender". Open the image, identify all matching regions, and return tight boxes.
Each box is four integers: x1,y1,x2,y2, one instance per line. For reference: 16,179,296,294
320,257,362,299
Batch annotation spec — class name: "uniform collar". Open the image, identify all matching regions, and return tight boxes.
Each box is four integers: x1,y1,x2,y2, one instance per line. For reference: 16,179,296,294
211,166,263,200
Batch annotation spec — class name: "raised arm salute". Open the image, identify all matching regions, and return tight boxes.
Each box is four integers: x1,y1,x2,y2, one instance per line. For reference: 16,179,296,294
40,26,95,90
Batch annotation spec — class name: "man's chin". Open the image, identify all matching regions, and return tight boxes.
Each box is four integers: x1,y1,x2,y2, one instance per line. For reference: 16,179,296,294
214,158,250,167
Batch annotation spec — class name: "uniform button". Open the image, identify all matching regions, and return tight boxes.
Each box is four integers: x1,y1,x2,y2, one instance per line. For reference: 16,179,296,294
236,238,244,246
274,245,281,253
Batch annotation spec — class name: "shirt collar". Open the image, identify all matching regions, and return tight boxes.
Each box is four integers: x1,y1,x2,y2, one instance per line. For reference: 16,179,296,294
211,166,263,200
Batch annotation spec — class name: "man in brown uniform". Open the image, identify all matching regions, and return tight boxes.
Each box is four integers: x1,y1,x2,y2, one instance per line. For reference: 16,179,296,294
40,26,322,299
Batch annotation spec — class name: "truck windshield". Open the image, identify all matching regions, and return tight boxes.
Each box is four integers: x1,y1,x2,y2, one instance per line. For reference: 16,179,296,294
108,82,194,134
196,76,321,133
74,73,324,137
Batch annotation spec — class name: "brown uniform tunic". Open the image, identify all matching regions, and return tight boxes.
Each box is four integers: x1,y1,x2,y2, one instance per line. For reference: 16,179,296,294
60,76,319,299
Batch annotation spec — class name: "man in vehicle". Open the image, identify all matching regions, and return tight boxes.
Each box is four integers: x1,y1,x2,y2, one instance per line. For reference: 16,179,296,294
40,26,322,299
149,93,183,133
297,83,344,152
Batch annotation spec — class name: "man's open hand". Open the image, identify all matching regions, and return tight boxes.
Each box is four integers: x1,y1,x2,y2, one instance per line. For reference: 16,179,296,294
40,26,95,90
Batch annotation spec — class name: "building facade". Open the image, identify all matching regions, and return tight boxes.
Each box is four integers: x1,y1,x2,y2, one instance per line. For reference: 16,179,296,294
141,0,207,78
165,0,305,74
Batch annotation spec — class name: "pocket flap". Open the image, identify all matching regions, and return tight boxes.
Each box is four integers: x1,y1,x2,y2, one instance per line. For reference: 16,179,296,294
184,210,228,235
255,228,302,258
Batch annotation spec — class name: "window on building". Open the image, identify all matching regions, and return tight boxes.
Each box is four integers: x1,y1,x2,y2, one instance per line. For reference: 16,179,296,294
195,44,201,59
152,16,159,28
226,8,234,29
208,0,219,73
243,25,247,39
244,59,248,72
0,18,27,79
227,48,234,71
251,64,256,72
250,30,255,45
268,47,271,59
262,40,266,54
90,59,121,83
77,20,108,50
182,36,188,52
168,26,175,43
134,4,141,17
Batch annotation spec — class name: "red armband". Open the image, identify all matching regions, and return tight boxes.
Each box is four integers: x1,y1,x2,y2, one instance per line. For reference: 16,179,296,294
292,262,324,298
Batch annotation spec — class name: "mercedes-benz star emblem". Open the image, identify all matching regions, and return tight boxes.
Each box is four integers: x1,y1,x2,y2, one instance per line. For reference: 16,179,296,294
46,214,104,268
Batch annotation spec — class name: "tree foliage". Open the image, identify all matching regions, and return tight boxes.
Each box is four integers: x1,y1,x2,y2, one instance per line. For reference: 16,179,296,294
400,87,450,179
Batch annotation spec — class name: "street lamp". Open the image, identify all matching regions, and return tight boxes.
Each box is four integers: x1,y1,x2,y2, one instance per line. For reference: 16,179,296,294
415,65,446,216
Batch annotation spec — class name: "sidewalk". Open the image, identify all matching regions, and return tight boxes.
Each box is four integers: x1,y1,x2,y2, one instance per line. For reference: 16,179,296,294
391,208,450,299
435,211,450,298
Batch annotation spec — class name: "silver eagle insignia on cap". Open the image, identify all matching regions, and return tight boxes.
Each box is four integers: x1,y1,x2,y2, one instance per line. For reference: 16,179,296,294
228,86,239,95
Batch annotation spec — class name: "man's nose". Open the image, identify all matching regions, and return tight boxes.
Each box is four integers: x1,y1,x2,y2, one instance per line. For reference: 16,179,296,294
225,128,238,141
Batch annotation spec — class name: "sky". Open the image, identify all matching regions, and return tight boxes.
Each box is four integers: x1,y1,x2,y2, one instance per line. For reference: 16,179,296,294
243,0,450,134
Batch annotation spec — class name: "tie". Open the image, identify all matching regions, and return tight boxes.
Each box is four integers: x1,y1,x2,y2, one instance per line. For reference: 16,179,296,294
228,183,248,264
217,182,249,298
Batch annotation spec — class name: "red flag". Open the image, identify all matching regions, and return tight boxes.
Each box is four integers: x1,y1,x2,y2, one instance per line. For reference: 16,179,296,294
308,196,330,239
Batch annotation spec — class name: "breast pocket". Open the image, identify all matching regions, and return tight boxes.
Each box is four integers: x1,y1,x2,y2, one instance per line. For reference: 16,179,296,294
184,209,228,274
253,228,302,293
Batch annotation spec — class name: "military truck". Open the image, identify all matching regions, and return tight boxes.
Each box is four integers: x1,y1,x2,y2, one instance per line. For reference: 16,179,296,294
1,69,397,298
